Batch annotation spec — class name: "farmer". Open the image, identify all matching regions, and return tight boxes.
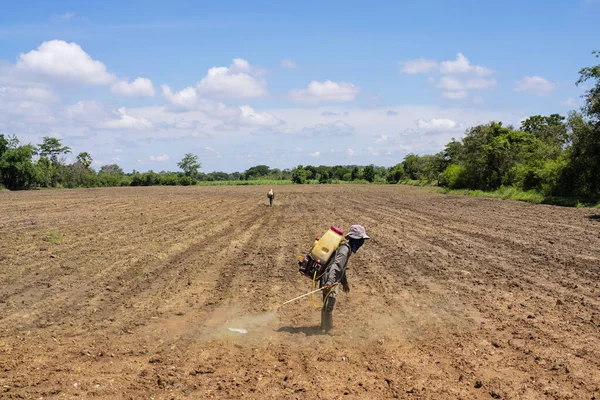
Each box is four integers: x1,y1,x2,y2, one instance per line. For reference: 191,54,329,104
320,224,369,332
267,189,275,206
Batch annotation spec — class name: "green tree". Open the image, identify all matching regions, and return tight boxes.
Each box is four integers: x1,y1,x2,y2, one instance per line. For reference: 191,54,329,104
100,164,124,175
520,114,567,147
363,164,375,182
350,166,360,181
555,52,600,197
577,50,600,123
76,152,93,169
0,134,8,159
38,137,71,164
387,163,405,183
402,153,421,180
304,165,317,180
291,165,308,184
244,164,270,179
177,153,201,178
0,143,38,190
37,137,71,187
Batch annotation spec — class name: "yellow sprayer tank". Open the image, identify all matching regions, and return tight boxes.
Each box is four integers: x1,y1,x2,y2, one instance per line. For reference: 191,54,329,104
310,226,344,265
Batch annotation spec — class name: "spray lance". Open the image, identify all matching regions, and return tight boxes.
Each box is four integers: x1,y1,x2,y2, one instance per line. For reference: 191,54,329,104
274,283,338,310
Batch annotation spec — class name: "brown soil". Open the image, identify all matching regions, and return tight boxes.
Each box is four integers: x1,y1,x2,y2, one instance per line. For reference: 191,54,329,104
1,185,599,399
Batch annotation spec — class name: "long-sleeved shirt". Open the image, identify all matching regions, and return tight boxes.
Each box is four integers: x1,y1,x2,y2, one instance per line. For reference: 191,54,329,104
321,242,351,287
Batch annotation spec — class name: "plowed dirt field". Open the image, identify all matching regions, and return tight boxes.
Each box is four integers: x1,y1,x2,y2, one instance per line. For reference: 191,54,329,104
1,185,599,399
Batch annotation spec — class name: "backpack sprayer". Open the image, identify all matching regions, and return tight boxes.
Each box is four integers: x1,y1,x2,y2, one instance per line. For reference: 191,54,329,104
298,226,344,279
274,226,345,310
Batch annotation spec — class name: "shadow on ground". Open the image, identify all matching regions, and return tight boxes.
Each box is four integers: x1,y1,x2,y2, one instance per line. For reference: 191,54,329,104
589,214,600,221
277,325,324,336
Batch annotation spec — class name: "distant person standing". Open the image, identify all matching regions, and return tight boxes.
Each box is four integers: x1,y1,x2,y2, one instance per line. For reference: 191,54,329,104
267,189,275,206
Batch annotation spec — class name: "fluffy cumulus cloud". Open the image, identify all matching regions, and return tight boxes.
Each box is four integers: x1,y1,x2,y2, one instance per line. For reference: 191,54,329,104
514,76,556,96
400,53,493,76
290,80,360,104
196,58,266,99
416,118,459,132
310,151,320,157
401,53,495,100
16,40,115,85
161,84,235,119
439,53,494,76
105,107,153,130
236,105,283,127
110,77,156,97
281,59,297,69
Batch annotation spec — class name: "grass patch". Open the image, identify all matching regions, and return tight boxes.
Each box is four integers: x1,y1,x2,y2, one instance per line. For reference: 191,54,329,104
43,232,62,245
196,180,293,186
399,179,439,187
441,186,600,208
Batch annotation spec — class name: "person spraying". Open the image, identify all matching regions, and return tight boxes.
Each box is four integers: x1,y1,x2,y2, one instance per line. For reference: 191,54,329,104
267,189,275,206
319,224,369,332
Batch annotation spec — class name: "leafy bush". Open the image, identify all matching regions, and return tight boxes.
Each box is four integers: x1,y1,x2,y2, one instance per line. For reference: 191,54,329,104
440,164,467,189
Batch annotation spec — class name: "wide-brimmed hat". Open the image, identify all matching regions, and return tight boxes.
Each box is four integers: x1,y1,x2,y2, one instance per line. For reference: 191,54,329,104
345,225,370,240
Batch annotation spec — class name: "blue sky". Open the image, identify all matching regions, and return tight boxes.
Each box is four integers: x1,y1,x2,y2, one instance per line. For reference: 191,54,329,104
1,0,599,172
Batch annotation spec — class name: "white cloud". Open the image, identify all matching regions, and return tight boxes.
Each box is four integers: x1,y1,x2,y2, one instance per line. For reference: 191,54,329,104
237,105,283,127
375,134,388,143
416,118,459,132
196,58,266,99
321,110,349,117
399,58,438,74
300,120,355,137
16,40,115,85
161,84,233,118
515,76,556,95
281,59,297,69
367,146,379,156
295,147,303,152
105,107,153,130
439,53,494,76
66,100,107,122
110,77,156,97
400,53,493,76
114,148,123,153
436,76,496,91
0,86,57,102
290,80,360,104
472,96,484,104
214,123,240,132
161,85,200,111
442,91,468,99
347,148,356,156
310,151,320,157
149,154,170,162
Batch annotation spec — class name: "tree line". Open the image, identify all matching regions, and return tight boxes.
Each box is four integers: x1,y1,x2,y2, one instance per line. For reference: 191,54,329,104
1,52,599,199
